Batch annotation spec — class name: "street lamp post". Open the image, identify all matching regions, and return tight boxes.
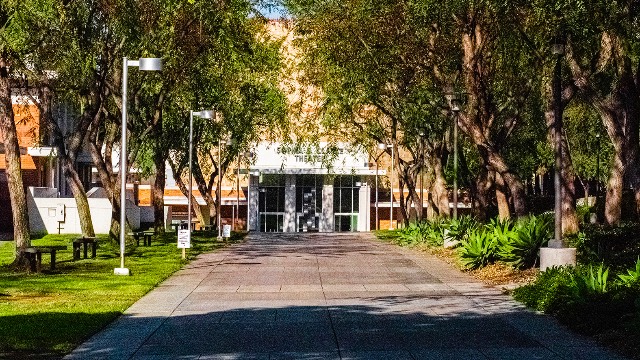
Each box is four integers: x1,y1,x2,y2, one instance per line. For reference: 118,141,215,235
238,151,253,231
217,138,235,239
551,41,564,247
378,143,394,230
450,97,461,220
419,131,426,220
375,155,379,230
539,39,576,271
595,133,601,197
188,110,214,243
115,57,162,276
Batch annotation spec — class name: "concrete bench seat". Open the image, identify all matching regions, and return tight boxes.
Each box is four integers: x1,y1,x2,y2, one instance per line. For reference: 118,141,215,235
130,231,153,246
73,237,97,260
24,245,67,272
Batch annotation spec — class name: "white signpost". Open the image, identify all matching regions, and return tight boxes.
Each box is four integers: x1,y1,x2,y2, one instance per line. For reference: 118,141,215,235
222,224,231,238
178,229,190,259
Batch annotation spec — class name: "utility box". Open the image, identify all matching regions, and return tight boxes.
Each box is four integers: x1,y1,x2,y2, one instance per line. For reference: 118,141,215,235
55,204,66,222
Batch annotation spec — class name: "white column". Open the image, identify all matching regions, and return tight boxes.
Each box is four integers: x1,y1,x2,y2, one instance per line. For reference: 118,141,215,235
358,183,370,232
321,183,334,232
248,175,259,231
284,174,296,232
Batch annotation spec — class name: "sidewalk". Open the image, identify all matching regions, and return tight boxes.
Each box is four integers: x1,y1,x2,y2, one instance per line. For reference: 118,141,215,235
65,233,625,360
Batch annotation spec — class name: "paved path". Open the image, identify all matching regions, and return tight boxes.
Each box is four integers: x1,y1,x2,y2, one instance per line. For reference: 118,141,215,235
66,233,624,360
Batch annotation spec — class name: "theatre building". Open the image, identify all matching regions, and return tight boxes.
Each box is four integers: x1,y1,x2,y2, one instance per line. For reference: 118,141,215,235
246,142,385,232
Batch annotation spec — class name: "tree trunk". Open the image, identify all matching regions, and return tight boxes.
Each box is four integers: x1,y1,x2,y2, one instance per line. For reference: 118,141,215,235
471,168,492,221
480,144,527,217
0,60,30,265
87,123,130,240
39,86,96,238
494,172,510,220
605,152,624,224
62,158,95,237
173,170,205,225
152,136,167,233
429,153,450,217
565,36,640,225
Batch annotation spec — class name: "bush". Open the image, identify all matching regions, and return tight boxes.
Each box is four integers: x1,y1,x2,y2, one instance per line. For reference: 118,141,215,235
619,257,640,287
575,264,610,295
514,264,640,336
500,213,553,269
397,218,447,247
458,229,498,270
577,222,640,270
513,266,578,313
443,215,478,247
576,203,593,224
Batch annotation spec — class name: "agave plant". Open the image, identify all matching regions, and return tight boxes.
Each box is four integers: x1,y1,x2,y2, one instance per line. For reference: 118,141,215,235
444,215,478,247
618,257,640,286
458,229,498,270
501,214,553,269
398,222,425,246
574,264,610,294
486,218,516,250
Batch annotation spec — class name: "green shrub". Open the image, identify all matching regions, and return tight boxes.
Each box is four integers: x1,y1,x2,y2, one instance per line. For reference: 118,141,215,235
619,257,640,287
458,229,497,270
577,222,640,270
444,215,478,246
499,213,553,269
513,266,578,313
575,264,610,295
397,218,447,247
422,218,447,246
576,203,593,224
514,264,640,336
397,222,426,246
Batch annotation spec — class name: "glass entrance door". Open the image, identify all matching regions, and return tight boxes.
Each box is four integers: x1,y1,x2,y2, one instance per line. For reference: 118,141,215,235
258,175,285,232
334,175,360,232
296,175,323,232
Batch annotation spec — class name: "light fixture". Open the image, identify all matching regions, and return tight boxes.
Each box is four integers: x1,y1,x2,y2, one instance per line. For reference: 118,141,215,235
115,56,162,276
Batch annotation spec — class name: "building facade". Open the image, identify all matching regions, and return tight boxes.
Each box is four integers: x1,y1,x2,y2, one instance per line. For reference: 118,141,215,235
246,142,383,232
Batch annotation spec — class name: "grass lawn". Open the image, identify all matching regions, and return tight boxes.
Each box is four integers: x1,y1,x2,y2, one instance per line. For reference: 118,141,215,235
0,231,243,358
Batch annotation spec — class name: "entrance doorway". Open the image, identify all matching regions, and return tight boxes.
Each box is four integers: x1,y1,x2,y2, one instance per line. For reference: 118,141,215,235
296,175,322,232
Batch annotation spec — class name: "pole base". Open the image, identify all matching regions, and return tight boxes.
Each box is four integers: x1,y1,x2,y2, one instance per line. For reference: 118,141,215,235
114,267,131,276
539,247,576,271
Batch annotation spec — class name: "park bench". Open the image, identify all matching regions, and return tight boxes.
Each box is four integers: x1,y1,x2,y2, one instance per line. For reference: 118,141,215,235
73,237,97,260
130,231,153,246
24,245,67,272
200,224,215,231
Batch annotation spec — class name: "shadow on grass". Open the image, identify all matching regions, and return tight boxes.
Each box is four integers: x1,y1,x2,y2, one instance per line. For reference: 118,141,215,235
0,311,121,359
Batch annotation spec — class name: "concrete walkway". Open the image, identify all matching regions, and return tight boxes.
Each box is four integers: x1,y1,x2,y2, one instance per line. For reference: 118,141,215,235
66,233,624,360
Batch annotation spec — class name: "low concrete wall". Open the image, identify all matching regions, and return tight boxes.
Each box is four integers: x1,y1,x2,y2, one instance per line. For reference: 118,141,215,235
27,189,141,234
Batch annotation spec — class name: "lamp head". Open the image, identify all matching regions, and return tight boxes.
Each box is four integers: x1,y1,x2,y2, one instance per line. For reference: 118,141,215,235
451,98,462,113
138,58,163,71
196,110,215,119
377,143,387,150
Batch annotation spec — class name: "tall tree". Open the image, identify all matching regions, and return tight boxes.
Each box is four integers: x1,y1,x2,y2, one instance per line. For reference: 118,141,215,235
0,1,61,265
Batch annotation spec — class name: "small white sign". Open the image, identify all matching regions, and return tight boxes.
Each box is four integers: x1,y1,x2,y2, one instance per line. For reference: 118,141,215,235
55,204,65,222
177,229,191,249
222,225,231,238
